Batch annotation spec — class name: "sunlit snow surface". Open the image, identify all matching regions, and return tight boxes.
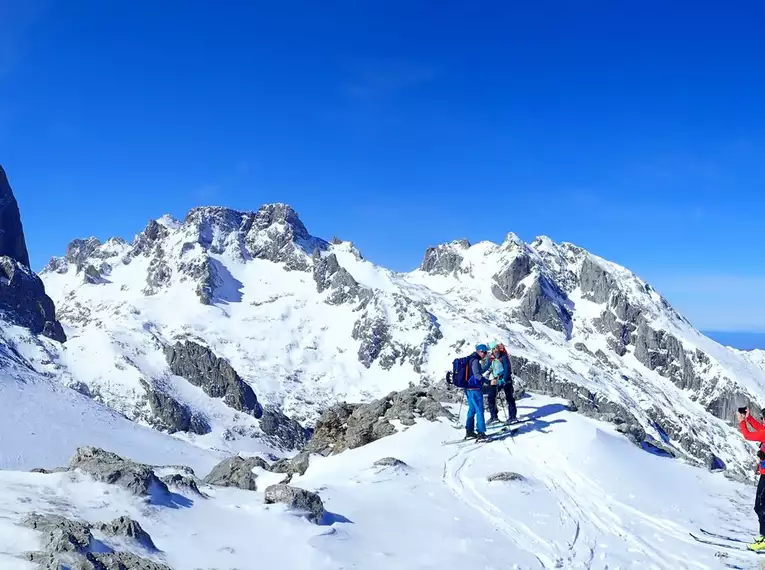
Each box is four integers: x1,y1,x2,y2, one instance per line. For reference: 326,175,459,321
0,393,760,569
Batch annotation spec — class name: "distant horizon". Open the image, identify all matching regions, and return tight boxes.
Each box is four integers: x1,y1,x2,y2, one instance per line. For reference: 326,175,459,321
703,331,765,351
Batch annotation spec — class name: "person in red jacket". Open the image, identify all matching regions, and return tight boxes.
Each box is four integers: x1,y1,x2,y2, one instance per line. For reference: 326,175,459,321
737,408,765,551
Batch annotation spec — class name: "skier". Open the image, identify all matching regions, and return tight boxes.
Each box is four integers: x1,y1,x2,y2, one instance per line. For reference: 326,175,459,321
486,341,518,424
464,343,491,440
736,407,765,552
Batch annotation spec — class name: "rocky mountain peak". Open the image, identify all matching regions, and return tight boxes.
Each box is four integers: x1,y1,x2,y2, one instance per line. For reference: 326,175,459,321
500,232,525,249
252,203,310,239
0,165,31,267
420,239,471,275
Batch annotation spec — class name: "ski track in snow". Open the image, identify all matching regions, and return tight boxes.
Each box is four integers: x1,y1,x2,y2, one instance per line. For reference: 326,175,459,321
443,447,556,568
438,399,765,570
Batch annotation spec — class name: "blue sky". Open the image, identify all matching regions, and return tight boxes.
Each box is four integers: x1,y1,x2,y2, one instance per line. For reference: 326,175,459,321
1,1,764,333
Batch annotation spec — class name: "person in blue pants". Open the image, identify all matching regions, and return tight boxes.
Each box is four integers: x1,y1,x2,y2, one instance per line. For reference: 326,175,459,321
465,343,491,440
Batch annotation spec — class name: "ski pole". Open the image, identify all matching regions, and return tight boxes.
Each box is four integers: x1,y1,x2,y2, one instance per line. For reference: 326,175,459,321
499,393,508,422
453,391,464,427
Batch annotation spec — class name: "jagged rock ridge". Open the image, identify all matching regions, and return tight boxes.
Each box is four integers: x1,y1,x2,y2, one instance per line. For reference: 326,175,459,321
38,200,765,477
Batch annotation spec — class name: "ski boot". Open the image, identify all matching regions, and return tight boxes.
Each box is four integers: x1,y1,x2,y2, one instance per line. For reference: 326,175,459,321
748,536,765,552
464,429,477,440
487,415,500,425
475,432,487,441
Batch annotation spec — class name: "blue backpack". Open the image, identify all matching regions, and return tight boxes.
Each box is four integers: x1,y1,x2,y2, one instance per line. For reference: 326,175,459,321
448,355,475,389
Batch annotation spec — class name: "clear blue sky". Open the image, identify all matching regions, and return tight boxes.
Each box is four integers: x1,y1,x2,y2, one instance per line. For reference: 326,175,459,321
1,1,764,333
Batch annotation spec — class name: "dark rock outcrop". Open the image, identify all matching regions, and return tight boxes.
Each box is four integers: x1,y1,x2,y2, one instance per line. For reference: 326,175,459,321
141,380,210,435
579,257,616,304
164,340,262,417
487,472,525,482
420,240,470,275
160,473,205,497
203,456,267,491
21,512,170,570
23,513,93,555
0,257,66,342
491,252,532,301
305,387,452,456
264,484,326,523
0,165,31,267
98,517,157,551
68,447,168,497
270,451,311,479
259,406,308,450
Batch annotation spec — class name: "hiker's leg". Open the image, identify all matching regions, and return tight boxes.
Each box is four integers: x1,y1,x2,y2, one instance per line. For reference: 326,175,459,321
503,382,517,421
465,390,476,433
474,390,486,434
756,474,765,536
487,384,498,419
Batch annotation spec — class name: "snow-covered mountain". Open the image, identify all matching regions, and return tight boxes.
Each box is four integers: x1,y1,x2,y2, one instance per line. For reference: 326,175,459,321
4,164,765,568
36,202,765,477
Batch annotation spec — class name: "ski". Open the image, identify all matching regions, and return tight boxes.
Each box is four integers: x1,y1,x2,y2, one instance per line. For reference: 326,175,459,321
689,533,764,554
699,528,750,545
451,416,532,431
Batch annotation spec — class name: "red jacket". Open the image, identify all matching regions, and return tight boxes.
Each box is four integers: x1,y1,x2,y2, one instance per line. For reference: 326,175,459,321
739,415,765,474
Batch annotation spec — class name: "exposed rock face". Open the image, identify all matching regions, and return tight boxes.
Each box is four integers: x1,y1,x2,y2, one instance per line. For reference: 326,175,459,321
487,247,572,335
420,240,470,275
203,456,266,491
270,451,311,479
351,294,442,372
259,406,308,450
68,447,168,497
98,517,157,551
141,380,210,435
584,259,756,425
243,203,328,271
160,474,205,497
0,165,31,267
264,484,325,523
23,513,94,555
491,253,532,301
132,219,170,258
0,257,66,342
305,387,452,456
164,340,262,417
21,512,169,570
312,251,371,306
518,275,572,335
579,257,616,304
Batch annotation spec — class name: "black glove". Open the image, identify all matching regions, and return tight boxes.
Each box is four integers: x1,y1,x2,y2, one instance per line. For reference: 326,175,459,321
757,450,765,461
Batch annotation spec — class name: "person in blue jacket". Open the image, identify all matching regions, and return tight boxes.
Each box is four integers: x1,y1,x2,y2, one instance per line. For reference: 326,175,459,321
487,340,518,423
465,343,491,439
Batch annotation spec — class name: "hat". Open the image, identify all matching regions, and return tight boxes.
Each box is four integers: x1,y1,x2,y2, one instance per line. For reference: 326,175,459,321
475,343,489,352
488,341,498,350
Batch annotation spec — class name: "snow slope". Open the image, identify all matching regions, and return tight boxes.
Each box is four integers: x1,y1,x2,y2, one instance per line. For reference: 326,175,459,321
0,334,221,474
1,393,761,570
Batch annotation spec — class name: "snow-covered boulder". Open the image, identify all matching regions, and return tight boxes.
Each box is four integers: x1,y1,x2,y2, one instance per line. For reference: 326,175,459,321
263,484,325,524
